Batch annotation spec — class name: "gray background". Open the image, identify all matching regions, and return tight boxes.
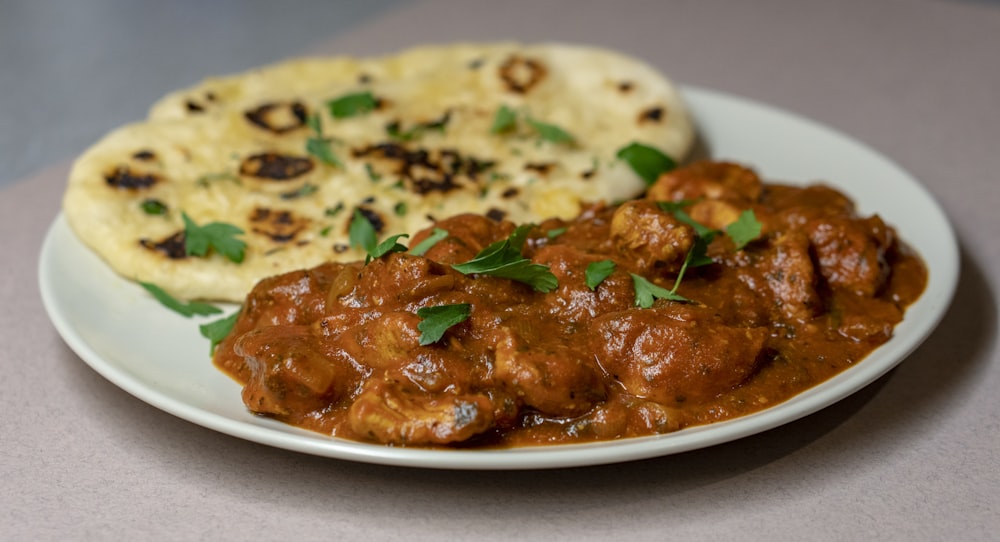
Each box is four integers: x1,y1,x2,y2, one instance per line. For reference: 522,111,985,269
2,0,998,540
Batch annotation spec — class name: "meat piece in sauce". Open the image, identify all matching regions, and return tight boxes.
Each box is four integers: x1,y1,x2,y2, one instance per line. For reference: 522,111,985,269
590,306,767,405
610,200,694,274
807,215,894,297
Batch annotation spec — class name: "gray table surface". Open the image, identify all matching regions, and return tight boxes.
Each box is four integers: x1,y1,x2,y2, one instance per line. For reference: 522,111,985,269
2,0,998,540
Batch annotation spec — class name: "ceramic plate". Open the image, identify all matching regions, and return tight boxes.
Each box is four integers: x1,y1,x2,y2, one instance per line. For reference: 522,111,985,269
38,87,959,469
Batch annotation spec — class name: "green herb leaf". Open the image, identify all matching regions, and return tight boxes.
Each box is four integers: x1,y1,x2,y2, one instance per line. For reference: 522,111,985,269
368,233,409,262
348,209,377,253
140,199,168,215
365,163,382,182
726,209,763,250
199,310,241,354
630,273,690,308
616,142,677,186
394,201,408,216
409,227,449,256
546,227,567,239
416,303,471,345
195,171,239,188
526,117,574,144
139,281,223,318
451,224,558,292
585,260,616,291
305,114,343,167
325,202,345,217
327,91,378,118
280,183,318,200
490,105,518,134
182,212,246,263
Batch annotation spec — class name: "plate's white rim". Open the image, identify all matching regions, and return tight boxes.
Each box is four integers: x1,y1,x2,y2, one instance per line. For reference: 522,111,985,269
38,86,959,470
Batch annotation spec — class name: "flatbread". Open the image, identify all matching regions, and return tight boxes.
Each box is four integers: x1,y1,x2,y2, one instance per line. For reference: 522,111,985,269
63,42,694,301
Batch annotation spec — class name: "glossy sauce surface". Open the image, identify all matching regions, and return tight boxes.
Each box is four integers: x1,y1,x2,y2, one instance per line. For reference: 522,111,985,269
214,162,926,448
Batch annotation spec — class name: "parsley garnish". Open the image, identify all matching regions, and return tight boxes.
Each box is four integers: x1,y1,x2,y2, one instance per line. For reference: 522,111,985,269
305,114,343,167
280,183,318,200
327,91,378,118
451,224,558,292
348,209,378,253
631,274,691,308
489,106,573,144
409,227,449,256
139,281,222,317
526,117,574,145
616,142,677,186
546,227,567,239
369,233,409,262
416,303,471,345
490,105,518,134
325,202,345,217
199,310,241,354
182,212,246,263
140,199,168,215
385,114,449,141
726,209,763,249
195,172,239,188
394,201,408,216
585,260,616,290
349,209,408,263
365,163,382,182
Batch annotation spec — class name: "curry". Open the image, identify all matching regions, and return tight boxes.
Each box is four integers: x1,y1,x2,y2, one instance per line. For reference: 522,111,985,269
213,161,926,447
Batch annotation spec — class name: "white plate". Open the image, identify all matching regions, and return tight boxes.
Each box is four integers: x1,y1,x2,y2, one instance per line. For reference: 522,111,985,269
38,87,959,470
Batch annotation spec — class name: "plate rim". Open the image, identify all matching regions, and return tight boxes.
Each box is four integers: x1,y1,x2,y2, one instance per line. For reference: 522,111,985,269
38,85,960,470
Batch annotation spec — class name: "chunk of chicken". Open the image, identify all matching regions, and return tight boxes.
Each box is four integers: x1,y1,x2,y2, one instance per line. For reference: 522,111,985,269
610,200,694,274
493,328,606,417
648,161,762,204
348,380,494,445
590,306,766,405
760,231,823,322
807,215,893,297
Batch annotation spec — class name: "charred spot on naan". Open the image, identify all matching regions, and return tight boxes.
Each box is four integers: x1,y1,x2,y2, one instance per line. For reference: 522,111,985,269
239,152,314,181
105,165,161,190
184,91,217,114
639,106,666,124
352,205,386,235
249,207,311,244
140,231,188,260
353,144,495,196
244,101,309,134
499,55,547,94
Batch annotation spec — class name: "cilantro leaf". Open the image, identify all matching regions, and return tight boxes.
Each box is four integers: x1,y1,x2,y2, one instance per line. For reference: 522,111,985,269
139,281,222,318
368,233,409,263
280,183,318,200
305,114,343,167
546,227,567,239
451,224,558,292
416,303,471,346
409,227,449,256
726,209,763,249
616,142,677,186
182,212,246,263
140,199,168,215
199,310,241,354
526,117,574,144
585,260,616,291
348,209,378,253
630,274,690,308
327,91,378,118
490,105,518,134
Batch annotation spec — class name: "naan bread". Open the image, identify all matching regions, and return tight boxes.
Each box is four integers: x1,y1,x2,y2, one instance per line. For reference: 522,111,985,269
63,43,694,301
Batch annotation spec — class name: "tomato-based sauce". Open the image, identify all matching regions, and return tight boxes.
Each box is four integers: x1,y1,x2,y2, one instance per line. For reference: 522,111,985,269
213,161,926,448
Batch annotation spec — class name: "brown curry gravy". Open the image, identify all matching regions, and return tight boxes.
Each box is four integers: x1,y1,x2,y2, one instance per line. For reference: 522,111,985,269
213,161,926,448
